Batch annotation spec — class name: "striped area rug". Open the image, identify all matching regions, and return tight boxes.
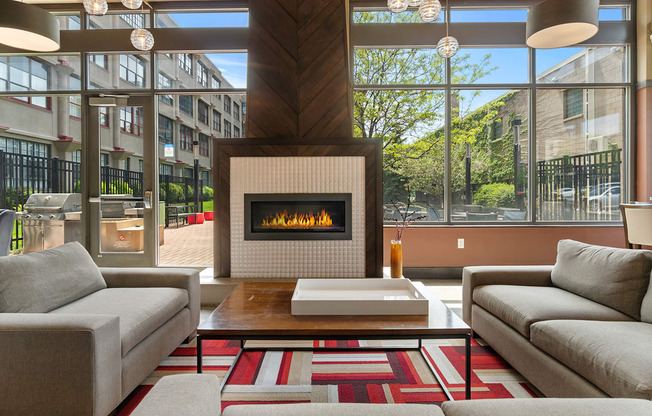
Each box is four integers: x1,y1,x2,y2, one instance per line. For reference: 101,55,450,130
117,338,540,414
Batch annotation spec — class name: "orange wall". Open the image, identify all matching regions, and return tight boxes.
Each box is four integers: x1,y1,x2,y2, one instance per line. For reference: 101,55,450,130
383,226,625,267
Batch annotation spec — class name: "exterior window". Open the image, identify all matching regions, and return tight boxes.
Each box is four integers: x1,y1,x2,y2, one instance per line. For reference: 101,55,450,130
68,16,81,30
198,101,209,124
197,62,208,87
100,107,109,127
138,159,143,172
234,126,240,138
100,153,109,167
180,125,193,151
120,107,143,136
158,115,173,144
71,149,81,163
492,120,503,140
178,53,193,75
201,171,209,185
90,54,108,69
184,168,193,178
160,163,173,176
211,76,220,89
158,73,173,105
213,110,221,131
122,158,130,171
224,120,232,138
69,76,81,118
119,55,146,87
564,89,584,119
0,137,50,157
234,102,240,121
179,95,193,116
224,96,231,114
120,14,145,29
199,134,209,156
1,57,50,109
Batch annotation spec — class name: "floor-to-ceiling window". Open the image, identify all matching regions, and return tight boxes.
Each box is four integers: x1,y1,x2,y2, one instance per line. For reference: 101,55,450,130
351,2,633,223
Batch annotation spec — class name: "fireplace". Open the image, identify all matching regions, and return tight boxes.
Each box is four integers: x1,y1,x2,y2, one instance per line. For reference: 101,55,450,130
244,193,352,241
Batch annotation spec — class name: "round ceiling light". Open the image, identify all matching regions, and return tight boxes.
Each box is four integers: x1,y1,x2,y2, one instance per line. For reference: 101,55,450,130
408,0,423,6
526,0,599,49
131,28,154,51
83,0,108,16
418,0,441,23
0,0,60,52
437,36,459,59
121,0,143,10
388,0,409,14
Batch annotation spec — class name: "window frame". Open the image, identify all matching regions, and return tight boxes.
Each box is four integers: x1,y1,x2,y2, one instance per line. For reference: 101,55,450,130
178,53,193,75
198,100,209,124
180,124,194,152
350,4,634,225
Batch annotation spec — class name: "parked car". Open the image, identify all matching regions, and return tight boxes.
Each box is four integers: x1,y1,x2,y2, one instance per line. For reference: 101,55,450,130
588,185,620,210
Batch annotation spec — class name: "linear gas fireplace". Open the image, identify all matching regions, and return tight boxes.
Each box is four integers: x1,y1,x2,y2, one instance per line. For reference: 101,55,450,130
244,193,352,241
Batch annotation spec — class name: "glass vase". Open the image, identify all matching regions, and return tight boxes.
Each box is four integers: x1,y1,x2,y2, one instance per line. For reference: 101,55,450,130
390,239,403,278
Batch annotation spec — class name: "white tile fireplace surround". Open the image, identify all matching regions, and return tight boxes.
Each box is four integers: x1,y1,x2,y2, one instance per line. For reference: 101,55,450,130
230,156,365,278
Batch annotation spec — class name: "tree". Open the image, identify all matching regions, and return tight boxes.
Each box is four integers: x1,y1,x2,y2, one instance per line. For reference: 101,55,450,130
353,11,496,204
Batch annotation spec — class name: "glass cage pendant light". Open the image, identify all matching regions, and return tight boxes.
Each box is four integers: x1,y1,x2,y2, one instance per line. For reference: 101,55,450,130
419,0,441,23
437,36,459,59
437,0,458,59
131,28,154,51
121,0,143,10
388,0,408,13
83,0,108,16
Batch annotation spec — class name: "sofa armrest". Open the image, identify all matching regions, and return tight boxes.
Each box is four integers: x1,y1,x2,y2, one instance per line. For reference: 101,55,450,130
462,266,553,329
99,267,200,332
0,314,121,416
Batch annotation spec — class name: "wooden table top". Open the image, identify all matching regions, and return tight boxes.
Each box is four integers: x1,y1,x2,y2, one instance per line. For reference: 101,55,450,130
198,282,470,338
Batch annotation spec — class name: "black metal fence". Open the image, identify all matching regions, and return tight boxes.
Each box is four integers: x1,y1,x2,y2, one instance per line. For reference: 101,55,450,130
537,148,622,221
1,150,206,252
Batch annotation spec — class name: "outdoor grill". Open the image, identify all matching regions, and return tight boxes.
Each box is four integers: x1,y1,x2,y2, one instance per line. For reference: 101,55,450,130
20,193,82,253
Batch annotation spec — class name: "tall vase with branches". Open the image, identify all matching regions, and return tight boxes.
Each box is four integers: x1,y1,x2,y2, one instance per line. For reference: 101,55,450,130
386,196,426,278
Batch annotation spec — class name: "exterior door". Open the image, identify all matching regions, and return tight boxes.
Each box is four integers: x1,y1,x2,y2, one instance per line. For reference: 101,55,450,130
85,95,158,267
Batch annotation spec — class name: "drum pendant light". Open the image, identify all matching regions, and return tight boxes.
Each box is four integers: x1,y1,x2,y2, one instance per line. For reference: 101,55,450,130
0,0,60,52
526,0,599,49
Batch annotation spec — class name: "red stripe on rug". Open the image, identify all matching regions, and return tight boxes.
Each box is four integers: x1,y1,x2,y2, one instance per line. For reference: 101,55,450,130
276,351,293,385
395,351,418,384
338,384,355,402
313,373,395,380
367,384,387,404
228,351,264,385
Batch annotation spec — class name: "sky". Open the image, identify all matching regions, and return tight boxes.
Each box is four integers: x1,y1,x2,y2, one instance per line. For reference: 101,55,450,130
167,12,249,88
164,8,627,102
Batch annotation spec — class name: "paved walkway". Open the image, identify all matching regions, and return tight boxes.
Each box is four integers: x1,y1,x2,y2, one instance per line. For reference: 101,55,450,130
160,220,213,266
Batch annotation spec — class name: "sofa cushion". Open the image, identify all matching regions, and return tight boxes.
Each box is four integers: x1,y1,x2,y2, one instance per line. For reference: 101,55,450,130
551,239,652,319
530,320,652,399
473,285,633,338
51,287,188,356
222,403,444,416
0,242,106,313
442,398,652,416
640,276,652,324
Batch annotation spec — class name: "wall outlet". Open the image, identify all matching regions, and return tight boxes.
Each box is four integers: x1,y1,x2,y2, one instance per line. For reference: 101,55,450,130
458,238,465,249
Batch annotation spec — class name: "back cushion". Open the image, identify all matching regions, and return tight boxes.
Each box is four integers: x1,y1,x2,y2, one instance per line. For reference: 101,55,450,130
551,239,652,320
641,279,652,324
0,242,107,313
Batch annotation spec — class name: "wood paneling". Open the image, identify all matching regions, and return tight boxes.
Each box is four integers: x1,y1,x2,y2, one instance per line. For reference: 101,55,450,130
213,138,382,278
247,0,351,138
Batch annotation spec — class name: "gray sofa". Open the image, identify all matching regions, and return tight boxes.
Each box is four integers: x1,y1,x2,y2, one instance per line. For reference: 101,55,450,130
463,239,652,399
0,241,200,416
131,375,652,416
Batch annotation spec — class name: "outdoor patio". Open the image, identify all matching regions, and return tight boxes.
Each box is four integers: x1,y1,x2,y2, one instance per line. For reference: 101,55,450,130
160,220,213,266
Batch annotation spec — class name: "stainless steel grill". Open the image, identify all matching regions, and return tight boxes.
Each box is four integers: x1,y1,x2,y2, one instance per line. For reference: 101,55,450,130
20,193,82,253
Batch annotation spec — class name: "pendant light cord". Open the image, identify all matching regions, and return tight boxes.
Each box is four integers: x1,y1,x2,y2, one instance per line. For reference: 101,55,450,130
445,0,449,37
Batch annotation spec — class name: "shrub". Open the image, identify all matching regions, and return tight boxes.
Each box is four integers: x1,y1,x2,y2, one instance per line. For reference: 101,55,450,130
202,186,213,202
4,187,33,209
107,180,133,195
473,183,515,208
166,183,184,203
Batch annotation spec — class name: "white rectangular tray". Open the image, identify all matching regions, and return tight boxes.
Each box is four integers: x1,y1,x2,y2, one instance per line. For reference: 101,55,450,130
291,279,430,316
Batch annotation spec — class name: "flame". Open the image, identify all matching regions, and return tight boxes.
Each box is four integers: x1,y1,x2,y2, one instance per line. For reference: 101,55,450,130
262,209,334,229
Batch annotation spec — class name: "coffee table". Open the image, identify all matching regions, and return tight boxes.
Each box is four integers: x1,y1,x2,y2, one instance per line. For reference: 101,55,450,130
197,282,472,400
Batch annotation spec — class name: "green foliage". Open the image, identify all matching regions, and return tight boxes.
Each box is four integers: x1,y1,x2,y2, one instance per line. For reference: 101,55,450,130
202,186,213,202
72,181,134,196
165,183,184,203
473,183,515,208
4,187,32,209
